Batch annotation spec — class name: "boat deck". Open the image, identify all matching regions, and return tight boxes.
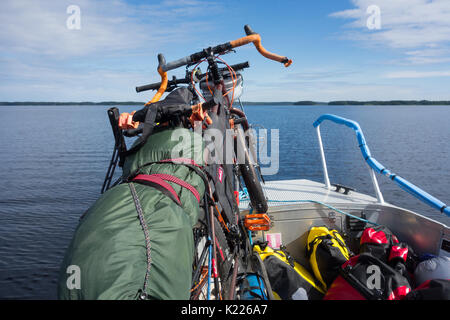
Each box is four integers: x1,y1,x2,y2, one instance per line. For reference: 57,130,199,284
239,178,379,211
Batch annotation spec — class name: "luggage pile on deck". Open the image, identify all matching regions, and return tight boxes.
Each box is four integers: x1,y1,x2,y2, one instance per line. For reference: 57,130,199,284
252,225,450,300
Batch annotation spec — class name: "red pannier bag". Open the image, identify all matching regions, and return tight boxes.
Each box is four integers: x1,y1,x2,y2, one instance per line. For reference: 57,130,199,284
359,226,399,261
360,226,418,277
324,253,412,300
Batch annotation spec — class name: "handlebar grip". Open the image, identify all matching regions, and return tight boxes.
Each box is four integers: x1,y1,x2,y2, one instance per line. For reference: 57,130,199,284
244,25,256,35
157,53,166,69
162,56,191,72
230,61,250,71
136,76,191,93
136,83,162,93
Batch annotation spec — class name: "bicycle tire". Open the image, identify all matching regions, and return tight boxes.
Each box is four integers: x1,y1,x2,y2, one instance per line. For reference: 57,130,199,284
239,161,268,213
236,125,268,213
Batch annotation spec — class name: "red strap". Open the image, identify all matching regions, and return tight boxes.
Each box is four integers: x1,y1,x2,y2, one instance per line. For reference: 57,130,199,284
133,173,201,203
152,173,201,203
133,174,181,205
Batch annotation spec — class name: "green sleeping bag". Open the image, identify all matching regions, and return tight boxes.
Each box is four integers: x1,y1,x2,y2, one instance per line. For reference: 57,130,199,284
58,127,205,300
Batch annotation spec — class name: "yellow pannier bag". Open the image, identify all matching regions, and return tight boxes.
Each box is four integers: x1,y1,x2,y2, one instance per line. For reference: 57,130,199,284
254,243,325,300
306,226,351,290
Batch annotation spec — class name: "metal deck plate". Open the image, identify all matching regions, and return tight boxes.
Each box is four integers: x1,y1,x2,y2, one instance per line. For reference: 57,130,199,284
239,179,378,211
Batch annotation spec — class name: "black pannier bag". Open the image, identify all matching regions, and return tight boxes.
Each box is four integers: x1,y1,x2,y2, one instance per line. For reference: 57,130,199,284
324,253,412,300
254,243,325,300
404,279,450,300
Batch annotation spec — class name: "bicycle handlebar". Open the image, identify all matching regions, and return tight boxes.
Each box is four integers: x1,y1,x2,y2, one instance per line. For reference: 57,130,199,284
144,25,292,105
136,61,250,93
160,25,291,72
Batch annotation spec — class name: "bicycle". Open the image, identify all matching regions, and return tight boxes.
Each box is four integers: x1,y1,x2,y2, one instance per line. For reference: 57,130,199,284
103,25,292,300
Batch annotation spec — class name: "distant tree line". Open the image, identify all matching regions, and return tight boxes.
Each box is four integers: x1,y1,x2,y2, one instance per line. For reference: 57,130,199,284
324,100,450,105
246,100,450,105
1,100,449,106
0,101,145,106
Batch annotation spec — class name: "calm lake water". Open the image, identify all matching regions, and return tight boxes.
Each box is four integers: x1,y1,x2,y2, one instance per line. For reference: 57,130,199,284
0,104,449,299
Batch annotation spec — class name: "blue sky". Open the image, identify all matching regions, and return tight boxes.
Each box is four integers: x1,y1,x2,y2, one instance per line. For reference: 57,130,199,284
1,0,450,102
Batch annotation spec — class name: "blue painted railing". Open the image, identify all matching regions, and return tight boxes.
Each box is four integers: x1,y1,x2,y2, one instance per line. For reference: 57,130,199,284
313,114,450,217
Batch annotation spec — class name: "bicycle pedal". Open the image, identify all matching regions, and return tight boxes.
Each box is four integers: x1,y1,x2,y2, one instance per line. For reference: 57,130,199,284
244,213,271,231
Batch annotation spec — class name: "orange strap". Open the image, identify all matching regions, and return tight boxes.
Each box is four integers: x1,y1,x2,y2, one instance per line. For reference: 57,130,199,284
229,118,235,129
230,34,292,67
118,111,139,130
189,103,212,128
118,101,213,131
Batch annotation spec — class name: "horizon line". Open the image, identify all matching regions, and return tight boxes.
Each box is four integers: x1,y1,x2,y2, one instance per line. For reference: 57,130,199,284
1,100,450,106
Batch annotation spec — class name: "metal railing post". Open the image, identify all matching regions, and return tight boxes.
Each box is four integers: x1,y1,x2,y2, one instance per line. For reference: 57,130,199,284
315,125,331,190
368,165,385,204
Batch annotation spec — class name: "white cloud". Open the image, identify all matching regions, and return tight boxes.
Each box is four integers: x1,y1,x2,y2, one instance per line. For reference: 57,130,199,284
0,57,151,101
242,67,424,102
0,0,223,101
384,70,450,79
0,0,220,57
403,48,450,65
330,0,450,62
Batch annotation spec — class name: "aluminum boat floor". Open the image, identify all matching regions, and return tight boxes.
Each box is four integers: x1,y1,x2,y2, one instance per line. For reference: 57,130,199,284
238,179,449,257
239,179,378,211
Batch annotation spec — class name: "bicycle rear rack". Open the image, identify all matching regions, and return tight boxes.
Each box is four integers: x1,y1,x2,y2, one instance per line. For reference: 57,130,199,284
313,114,450,217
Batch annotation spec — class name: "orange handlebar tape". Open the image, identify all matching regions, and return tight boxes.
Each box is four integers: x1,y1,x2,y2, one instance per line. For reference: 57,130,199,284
145,67,168,106
230,34,292,67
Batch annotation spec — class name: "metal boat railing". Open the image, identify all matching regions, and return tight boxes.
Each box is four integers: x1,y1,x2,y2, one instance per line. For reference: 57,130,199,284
313,114,450,217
